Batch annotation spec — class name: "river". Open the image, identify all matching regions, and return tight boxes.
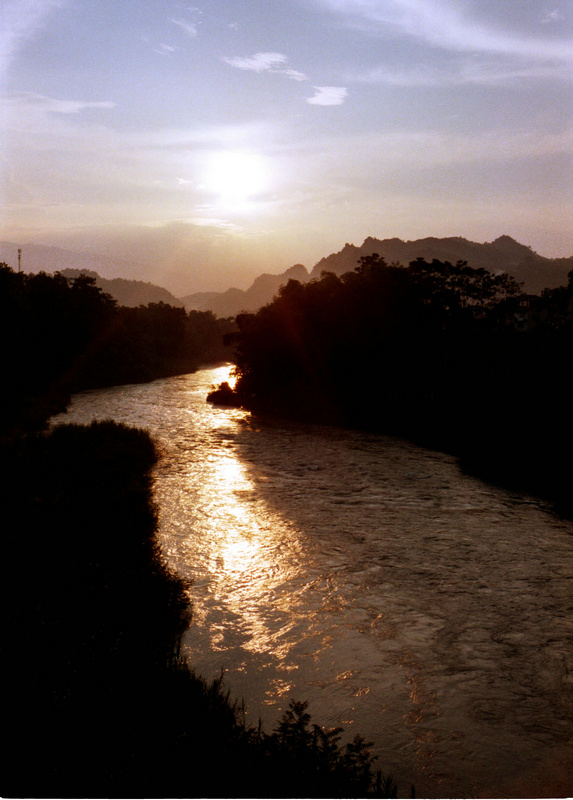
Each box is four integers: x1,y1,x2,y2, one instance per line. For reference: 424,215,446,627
52,365,573,798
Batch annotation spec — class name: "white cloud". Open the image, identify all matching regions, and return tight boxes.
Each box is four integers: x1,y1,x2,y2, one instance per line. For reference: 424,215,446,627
283,68,308,82
307,86,348,105
350,60,572,88
169,17,198,37
224,52,308,81
224,52,288,72
540,9,565,24
314,0,573,63
0,0,66,79
4,92,117,114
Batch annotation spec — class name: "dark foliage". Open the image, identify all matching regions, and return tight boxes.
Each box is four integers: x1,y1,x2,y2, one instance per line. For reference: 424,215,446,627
0,260,391,797
0,263,235,438
224,257,572,514
242,699,383,798
2,421,384,798
207,379,240,405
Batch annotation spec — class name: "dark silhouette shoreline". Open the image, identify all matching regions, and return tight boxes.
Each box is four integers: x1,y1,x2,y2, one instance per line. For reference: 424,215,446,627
2,253,570,795
210,256,573,518
0,262,235,441
2,420,388,798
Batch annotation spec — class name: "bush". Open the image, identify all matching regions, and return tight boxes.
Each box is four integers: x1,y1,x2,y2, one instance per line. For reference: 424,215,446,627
2,421,384,797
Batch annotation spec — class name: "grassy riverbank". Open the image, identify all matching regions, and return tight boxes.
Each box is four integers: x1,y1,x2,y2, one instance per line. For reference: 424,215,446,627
2,420,386,798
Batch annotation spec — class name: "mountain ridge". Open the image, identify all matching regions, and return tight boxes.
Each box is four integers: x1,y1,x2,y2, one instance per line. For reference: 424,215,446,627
0,241,184,308
58,269,184,308
2,236,571,318
181,264,309,317
309,235,565,284
184,235,572,317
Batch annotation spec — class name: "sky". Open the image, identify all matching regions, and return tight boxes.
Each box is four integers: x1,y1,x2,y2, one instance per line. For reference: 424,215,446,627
1,0,572,294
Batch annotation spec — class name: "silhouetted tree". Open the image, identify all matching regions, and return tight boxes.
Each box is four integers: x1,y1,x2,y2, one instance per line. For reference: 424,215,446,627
3,420,383,797
0,263,235,437
224,256,571,513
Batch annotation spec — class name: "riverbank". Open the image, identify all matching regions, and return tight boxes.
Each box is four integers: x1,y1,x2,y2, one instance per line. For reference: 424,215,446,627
217,258,572,520
47,367,573,798
2,419,384,798
209,382,572,520
0,262,236,442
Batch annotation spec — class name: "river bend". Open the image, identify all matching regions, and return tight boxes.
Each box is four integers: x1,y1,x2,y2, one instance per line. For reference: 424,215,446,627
53,366,573,798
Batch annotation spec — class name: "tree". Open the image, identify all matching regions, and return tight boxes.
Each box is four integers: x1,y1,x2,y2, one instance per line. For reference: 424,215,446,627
407,257,522,312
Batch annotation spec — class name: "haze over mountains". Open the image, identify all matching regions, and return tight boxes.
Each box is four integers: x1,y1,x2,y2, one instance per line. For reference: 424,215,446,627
309,235,572,287
182,235,572,317
0,242,184,308
2,236,571,319
58,270,184,309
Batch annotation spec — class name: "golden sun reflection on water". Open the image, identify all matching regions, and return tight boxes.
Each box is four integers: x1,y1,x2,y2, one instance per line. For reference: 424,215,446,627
53,366,573,799
210,363,237,390
175,378,306,669
217,532,259,578
206,451,284,606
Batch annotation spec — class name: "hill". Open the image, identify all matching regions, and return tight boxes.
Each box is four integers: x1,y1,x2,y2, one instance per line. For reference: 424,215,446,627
2,236,570,318
0,240,146,281
309,235,572,293
0,242,184,308
58,269,184,308
185,236,572,317
182,263,309,316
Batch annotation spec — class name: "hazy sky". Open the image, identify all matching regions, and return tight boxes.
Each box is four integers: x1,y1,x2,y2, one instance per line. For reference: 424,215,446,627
1,0,572,293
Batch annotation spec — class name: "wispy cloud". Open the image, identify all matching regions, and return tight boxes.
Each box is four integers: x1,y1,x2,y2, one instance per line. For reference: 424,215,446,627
169,17,198,38
283,68,308,82
303,127,573,177
350,59,572,88
314,0,573,63
187,217,242,231
4,92,117,114
0,0,66,79
154,43,179,55
224,52,288,72
307,86,348,105
223,52,308,81
540,9,565,24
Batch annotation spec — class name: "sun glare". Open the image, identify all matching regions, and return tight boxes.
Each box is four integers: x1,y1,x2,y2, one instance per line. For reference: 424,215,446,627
203,151,269,207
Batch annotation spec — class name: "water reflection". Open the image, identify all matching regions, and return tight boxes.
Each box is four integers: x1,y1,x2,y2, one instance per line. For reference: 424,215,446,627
52,367,573,798
208,363,237,392
157,367,314,674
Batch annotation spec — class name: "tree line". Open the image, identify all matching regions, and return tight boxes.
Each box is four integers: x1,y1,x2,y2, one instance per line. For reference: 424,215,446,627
216,256,573,514
0,263,235,437
1,261,395,796
3,419,392,798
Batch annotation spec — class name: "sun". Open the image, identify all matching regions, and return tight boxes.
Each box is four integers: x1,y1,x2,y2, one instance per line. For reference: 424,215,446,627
203,151,269,207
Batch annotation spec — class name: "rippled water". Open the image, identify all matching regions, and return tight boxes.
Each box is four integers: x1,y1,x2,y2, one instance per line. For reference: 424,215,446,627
53,366,573,798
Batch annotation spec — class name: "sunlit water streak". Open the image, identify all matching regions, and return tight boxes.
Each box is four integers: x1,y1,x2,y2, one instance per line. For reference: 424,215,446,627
53,366,573,798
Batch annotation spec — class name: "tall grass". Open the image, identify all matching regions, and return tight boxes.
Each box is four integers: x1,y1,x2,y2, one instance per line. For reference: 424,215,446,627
2,420,395,798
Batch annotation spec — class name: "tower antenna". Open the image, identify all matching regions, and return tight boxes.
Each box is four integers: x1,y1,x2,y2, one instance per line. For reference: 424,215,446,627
18,248,21,273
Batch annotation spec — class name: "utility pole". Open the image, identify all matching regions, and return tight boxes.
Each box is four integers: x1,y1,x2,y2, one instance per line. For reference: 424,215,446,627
18,248,21,273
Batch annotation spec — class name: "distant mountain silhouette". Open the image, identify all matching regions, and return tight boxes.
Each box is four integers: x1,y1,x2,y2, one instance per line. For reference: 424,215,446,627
182,264,309,316
310,235,572,293
2,236,570,318
58,269,184,308
0,240,151,281
183,236,572,316
0,241,183,307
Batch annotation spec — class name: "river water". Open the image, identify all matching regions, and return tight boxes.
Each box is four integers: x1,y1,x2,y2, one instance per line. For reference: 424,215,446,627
53,366,573,798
